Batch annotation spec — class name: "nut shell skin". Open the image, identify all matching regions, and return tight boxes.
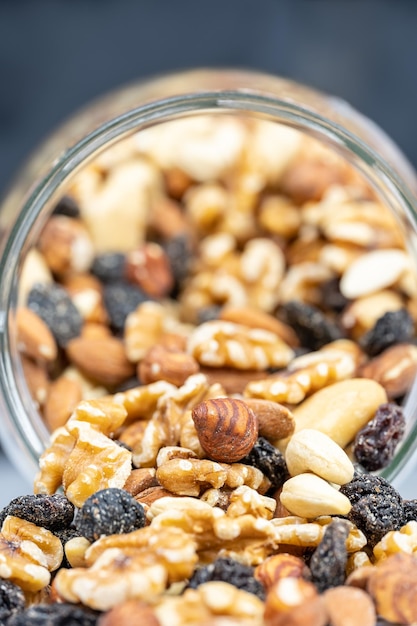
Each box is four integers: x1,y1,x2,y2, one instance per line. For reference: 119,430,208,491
191,398,258,463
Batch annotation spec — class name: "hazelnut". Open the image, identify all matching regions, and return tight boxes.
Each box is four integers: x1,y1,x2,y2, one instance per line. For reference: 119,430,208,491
191,398,258,463
255,554,308,589
264,578,328,626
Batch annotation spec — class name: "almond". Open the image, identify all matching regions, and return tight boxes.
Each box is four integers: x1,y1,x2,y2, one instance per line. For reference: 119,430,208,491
125,242,174,298
43,375,83,432
66,336,135,387
17,307,57,363
21,355,49,407
359,343,417,399
38,215,94,276
244,398,295,441
138,344,199,386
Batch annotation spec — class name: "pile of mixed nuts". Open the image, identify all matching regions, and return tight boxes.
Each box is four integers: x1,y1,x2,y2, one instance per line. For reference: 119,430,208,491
3,115,417,624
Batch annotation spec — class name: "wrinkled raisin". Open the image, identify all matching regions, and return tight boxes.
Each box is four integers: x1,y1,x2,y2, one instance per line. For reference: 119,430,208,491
53,526,83,569
91,253,126,283
74,488,145,542
321,277,350,313
361,309,414,356
403,499,417,523
340,474,404,546
0,494,74,531
188,557,265,599
279,300,343,351
0,580,25,624
240,437,289,492
102,282,149,332
6,603,99,626
27,283,83,347
163,234,193,288
309,519,349,593
197,305,222,325
353,403,406,471
52,195,80,218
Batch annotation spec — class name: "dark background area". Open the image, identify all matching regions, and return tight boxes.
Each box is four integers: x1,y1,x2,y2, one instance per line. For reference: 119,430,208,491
1,0,417,196
1,0,417,500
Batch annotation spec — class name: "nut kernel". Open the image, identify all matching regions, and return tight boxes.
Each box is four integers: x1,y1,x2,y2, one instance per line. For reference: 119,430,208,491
192,398,258,463
285,429,354,485
280,474,352,518
255,553,307,589
289,379,388,449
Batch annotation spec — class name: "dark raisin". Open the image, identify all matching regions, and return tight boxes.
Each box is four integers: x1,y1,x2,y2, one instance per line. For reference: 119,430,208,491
309,519,350,593
321,277,350,313
74,488,145,542
361,309,414,356
53,525,82,568
52,195,80,219
27,283,83,347
240,437,289,491
197,305,222,325
279,300,343,351
403,499,417,523
113,376,141,392
102,282,149,332
0,580,25,624
163,234,193,288
352,403,406,471
6,603,99,626
340,473,401,505
0,494,74,531
91,253,126,283
340,474,404,546
188,557,265,599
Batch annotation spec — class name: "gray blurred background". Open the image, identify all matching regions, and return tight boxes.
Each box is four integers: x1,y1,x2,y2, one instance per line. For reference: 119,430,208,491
1,0,417,504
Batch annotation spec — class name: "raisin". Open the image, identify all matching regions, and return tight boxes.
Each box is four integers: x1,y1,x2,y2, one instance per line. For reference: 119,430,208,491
91,253,126,283
403,500,417,523
309,519,350,593
102,282,149,332
197,305,222,325
352,403,406,471
240,437,289,492
52,195,80,219
163,234,193,288
0,580,25,624
27,283,83,347
321,277,350,313
74,488,145,542
361,309,414,356
340,473,401,505
0,494,74,531
279,300,343,351
340,474,404,546
188,557,265,599
6,603,99,626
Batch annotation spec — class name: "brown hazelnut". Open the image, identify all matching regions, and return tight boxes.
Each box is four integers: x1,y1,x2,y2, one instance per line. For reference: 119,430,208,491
191,398,258,463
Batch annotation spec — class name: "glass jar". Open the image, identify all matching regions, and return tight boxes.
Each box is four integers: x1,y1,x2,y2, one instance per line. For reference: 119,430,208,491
1,69,417,491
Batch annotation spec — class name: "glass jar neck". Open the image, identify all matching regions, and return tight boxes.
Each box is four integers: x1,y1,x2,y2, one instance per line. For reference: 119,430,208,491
1,69,417,487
